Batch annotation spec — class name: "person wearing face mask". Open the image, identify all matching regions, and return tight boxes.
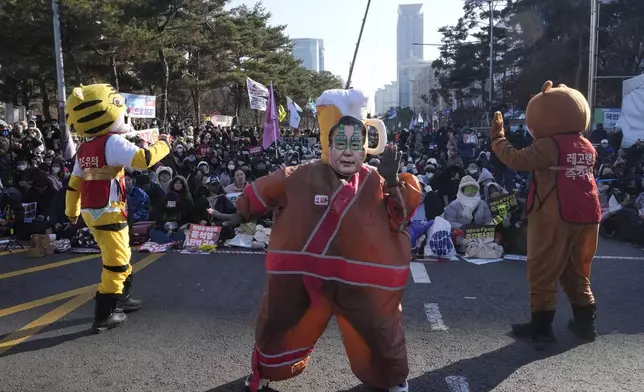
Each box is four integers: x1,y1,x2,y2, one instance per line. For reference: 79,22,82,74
219,160,235,188
443,175,493,230
231,89,421,392
595,139,615,165
194,177,238,238
15,158,32,194
240,164,255,181
39,163,63,191
50,159,66,182
16,159,29,173
156,166,174,193
188,162,210,195
18,171,58,237
465,162,481,180
148,192,188,244
157,142,178,173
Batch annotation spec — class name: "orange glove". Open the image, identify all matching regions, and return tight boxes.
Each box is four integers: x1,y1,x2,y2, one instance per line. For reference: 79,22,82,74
491,111,505,140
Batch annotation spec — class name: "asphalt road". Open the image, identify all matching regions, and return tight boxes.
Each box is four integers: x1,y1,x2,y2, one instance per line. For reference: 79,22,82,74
1,239,644,392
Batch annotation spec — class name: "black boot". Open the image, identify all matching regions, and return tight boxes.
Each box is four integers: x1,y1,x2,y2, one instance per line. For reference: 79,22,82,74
568,304,597,342
92,292,127,334
511,310,557,342
116,275,142,313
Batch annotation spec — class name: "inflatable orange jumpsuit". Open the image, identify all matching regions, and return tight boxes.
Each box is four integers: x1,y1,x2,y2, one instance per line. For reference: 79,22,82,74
236,161,421,391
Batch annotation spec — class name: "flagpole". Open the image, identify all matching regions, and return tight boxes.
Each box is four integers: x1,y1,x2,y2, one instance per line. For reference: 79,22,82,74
346,0,372,88
272,82,278,160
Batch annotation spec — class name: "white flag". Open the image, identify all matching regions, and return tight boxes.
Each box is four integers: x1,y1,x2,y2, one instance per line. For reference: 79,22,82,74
287,99,301,128
286,97,303,112
246,77,269,111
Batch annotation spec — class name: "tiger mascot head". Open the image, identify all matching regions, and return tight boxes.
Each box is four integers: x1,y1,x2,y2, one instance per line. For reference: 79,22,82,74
65,84,132,137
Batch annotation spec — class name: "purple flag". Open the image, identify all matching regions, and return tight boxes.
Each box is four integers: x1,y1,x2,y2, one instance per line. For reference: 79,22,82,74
263,81,280,149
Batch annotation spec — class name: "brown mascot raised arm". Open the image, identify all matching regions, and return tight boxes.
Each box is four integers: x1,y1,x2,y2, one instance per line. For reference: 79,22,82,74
491,80,601,344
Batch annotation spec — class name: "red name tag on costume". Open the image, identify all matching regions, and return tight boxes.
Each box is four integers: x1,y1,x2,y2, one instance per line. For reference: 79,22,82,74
314,195,329,206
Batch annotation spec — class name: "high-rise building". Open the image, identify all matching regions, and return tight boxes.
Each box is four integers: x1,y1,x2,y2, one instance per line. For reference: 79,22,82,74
375,82,399,116
291,38,325,72
399,59,433,114
397,4,424,107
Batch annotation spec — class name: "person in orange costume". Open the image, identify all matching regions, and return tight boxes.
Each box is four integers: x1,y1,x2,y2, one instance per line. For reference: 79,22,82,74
491,81,601,343
232,89,422,392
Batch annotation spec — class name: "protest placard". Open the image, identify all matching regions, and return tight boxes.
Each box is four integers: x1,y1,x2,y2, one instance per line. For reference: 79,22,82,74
487,193,518,215
21,202,37,223
463,224,496,241
184,224,222,250
121,93,156,118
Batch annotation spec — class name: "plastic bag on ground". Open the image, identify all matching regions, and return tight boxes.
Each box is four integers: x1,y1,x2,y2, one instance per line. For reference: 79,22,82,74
423,216,456,258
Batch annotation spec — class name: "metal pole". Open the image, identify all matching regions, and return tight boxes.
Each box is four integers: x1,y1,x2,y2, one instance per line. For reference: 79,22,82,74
345,0,372,89
587,0,597,117
592,3,601,109
488,0,494,103
52,0,75,159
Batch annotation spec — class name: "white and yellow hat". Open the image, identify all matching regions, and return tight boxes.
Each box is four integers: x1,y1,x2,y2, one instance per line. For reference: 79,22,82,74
316,89,387,163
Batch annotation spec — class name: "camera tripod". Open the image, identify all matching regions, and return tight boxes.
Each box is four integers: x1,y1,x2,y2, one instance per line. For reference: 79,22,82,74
2,227,24,252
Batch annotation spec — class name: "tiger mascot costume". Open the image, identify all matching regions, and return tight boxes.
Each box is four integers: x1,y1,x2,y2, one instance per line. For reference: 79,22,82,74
65,84,170,333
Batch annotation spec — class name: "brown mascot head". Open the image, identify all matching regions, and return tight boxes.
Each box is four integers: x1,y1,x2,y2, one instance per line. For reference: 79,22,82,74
525,80,591,139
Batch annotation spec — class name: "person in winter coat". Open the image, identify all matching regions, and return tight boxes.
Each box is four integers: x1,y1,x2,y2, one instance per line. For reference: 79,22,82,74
443,175,493,229
458,129,478,160
48,180,85,239
193,177,238,240
188,161,209,195
135,174,164,220
446,149,463,168
124,173,150,223
168,175,195,220
477,168,503,193
156,166,173,193
224,169,248,194
148,192,188,244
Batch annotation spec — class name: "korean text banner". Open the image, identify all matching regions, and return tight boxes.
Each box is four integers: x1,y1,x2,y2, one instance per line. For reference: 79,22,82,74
246,77,268,111
121,93,156,118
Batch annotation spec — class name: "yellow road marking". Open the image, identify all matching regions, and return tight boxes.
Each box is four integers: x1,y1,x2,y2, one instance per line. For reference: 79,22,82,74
0,284,96,319
0,254,99,280
0,253,165,319
0,253,165,355
0,249,27,257
0,292,95,355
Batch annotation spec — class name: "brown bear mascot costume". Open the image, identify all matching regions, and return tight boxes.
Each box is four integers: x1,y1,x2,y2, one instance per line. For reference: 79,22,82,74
491,81,601,343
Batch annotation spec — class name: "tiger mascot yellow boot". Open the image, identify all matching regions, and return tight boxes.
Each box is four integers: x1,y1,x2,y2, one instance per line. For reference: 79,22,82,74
64,84,170,334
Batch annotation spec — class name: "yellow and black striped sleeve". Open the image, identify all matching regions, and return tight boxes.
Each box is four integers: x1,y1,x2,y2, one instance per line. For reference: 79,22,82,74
65,160,84,218
105,134,171,170
129,140,171,170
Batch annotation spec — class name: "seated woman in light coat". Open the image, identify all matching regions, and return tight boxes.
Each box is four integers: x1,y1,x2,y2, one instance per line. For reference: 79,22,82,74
443,175,493,229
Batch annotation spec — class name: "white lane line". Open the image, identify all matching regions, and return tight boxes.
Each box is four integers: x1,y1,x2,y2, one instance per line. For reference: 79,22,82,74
410,262,431,283
594,255,644,260
424,303,448,331
445,375,470,392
